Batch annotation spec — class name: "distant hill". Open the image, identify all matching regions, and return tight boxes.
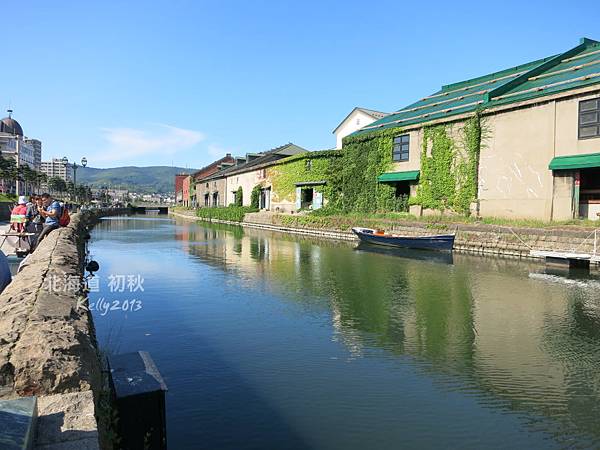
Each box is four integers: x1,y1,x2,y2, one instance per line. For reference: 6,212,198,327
77,166,196,194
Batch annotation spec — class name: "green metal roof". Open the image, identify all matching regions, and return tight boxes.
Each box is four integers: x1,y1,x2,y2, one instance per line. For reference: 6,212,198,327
354,38,600,136
549,152,600,170
378,170,420,182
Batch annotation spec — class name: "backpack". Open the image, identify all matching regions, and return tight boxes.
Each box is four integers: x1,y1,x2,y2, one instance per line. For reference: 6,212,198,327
59,207,70,227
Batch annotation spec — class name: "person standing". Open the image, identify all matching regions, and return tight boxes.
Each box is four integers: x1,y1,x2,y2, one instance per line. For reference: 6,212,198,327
10,196,28,233
26,196,44,247
37,193,62,245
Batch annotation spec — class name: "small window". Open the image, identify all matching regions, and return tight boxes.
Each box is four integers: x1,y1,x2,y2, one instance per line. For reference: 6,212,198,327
392,134,410,161
579,99,600,139
305,159,312,171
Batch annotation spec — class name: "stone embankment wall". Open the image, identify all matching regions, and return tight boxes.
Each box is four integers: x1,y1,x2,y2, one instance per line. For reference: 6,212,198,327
171,208,600,259
0,211,100,397
0,207,129,449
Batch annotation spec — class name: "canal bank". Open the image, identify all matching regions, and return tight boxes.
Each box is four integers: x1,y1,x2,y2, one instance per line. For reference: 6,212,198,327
0,207,128,450
169,208,600,262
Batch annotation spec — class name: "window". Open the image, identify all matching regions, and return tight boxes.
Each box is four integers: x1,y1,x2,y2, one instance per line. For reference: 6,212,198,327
392,134,410,161
579,98,600,139
305,159,312,171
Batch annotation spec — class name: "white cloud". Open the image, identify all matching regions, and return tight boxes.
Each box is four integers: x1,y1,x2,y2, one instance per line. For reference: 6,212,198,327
96,124,205,163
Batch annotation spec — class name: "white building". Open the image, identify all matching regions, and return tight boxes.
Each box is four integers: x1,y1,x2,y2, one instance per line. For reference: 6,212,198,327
0,113,41,194
0,115,37,170
332,107,389,149
41,158,74,181
108,189,129,201
24,138,42,170
0,139,36,169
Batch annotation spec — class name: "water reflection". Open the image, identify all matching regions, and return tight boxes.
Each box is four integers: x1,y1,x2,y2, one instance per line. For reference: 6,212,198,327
354,242,454,265
174,218,600,446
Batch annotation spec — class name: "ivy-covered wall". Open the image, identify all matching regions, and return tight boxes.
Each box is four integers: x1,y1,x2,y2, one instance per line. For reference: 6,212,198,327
328,128,399,212
218,113,484,216
412,113,484,215
267,150,340,203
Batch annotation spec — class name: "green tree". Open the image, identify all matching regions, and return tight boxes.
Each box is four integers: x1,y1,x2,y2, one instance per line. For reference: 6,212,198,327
36,171,48,193
0,157,17,192
20,165,39,195
48,176,66,196
66,181,74,200
75,184,92,203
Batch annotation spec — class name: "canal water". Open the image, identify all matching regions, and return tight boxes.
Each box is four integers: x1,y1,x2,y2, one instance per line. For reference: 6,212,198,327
89,215,600,449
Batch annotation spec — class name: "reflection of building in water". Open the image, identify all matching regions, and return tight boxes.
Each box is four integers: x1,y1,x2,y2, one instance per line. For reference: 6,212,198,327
470,271,570,398
174,219,600,442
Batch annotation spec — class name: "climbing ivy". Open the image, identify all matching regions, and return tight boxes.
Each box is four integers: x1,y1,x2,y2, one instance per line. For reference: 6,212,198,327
412,125,456,211
454,113,484,214
260,114,484,216
412,112,485,215
267,150,340,203
329,128,399,212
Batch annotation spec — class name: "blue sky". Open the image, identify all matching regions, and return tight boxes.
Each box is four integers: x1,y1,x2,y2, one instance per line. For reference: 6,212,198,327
4,0,599,169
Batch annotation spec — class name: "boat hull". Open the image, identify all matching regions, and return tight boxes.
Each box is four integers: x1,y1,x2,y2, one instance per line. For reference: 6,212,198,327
352,227,455,251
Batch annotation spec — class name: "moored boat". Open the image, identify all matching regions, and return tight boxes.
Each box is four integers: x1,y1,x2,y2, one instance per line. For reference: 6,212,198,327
351,227,455,251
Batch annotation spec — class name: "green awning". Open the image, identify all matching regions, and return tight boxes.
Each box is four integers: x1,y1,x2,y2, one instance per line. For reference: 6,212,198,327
549,153,600,170
377,170,420,183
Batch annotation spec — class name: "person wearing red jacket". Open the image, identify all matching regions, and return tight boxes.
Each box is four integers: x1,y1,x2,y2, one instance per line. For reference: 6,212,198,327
10,196,28,233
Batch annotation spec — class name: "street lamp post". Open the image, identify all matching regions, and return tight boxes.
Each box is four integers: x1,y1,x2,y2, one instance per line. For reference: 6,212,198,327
62,156,88,203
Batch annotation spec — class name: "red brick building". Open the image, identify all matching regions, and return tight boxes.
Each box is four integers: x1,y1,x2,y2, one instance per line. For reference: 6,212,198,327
174,173,189,205
182,175,191,207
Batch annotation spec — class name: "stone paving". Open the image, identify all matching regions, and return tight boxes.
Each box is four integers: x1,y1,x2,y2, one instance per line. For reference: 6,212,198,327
34,391,99,450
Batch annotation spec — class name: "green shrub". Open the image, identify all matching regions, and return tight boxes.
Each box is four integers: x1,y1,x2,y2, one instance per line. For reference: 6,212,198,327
251,185,260,209
0,193,17,202
196,206,257,222
235,187,243,206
